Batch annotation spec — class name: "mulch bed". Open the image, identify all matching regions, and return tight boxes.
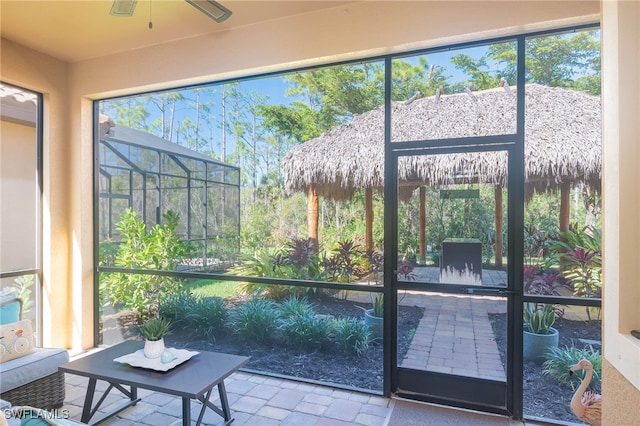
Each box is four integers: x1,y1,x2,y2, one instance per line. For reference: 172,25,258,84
165,295,424,392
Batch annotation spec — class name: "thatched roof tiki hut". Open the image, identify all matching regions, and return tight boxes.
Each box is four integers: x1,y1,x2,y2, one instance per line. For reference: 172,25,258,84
283,84,601,266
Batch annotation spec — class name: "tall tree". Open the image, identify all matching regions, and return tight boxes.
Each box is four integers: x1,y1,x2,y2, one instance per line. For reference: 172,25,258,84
450,53,502,90
384,57,451,100
284,62,383,125
102,97,149,130
224,87,268,192
177,87,214,152
144,91,186,140
265,58,439,144
450,31,600,94
258,102,324,144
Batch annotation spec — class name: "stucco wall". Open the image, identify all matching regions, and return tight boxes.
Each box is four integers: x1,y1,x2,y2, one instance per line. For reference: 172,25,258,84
602,360,640,425
71,1,600,98
1,40,70,348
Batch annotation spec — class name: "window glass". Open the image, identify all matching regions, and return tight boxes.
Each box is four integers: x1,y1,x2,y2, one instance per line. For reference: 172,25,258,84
0,83,41,344
521,28,601,423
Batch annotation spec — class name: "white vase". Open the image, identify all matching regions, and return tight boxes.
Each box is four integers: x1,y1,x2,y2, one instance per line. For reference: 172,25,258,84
144,338,165,359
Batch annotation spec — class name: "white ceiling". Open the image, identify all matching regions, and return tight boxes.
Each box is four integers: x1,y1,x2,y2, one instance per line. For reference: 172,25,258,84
0,1,355,63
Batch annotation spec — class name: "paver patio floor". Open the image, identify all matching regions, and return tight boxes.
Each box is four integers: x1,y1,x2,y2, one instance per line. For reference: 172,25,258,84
60,369,533,426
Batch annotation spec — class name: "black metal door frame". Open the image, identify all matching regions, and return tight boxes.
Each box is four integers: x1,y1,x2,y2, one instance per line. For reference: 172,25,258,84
387,144,521,416
382,36,526,417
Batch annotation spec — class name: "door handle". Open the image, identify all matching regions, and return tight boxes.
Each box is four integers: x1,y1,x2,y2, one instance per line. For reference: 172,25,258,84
465,287,514,296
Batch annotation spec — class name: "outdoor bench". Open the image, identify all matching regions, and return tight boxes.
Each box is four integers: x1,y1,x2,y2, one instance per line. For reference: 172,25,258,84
0,292,69,410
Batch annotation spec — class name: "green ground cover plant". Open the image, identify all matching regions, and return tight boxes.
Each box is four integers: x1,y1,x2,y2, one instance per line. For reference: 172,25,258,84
229,298,281,343
159,288,227,341
542,345,602,391
278,296,316,318
279,310,330,350
276,297,331,350
330,317,370,355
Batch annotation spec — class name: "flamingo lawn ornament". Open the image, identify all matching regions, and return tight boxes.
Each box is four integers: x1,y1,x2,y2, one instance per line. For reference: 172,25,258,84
569,359,602,426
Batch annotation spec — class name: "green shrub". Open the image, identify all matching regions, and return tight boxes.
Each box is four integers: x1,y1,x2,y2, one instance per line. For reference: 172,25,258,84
279,312,329,349
230,238,376,300
330,318,369,355
370,294,384,318
523,303,556,334
159,287,197,327
10,275,34,314
228,248,279,278
229,249,308,300
542,345,602,391
185,297,227,341
550,226,602,317
276,297,329,349
159,289,227,341
278,297,315,318
102,209,185,317
229,298,280,343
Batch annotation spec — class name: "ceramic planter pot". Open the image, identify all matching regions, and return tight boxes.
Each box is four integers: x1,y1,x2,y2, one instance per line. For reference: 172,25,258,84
364,309,383,341
144,337,165,359
523,326,559,363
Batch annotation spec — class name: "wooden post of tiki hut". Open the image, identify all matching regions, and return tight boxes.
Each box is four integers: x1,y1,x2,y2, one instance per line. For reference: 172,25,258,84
494,184,503,268
365,187,374,251
419,186,426,265
559,180,571,236
308,184,319,248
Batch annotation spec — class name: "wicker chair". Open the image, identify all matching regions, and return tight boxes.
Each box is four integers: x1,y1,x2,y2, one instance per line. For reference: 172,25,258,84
0,292,68,410
1,366,67,410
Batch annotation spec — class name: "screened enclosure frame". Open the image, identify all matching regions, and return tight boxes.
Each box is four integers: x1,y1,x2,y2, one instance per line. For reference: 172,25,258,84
97,124,241,264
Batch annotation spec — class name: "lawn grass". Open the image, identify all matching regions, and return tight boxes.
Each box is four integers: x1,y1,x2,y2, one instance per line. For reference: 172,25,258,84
186,279,243,298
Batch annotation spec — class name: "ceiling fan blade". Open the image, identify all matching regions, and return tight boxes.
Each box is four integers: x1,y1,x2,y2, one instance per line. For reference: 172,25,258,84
185,0,232,23
110,0,138,17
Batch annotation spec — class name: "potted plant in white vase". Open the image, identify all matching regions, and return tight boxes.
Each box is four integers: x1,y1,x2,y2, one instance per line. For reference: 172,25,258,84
139,316,172,359
523,303,559,363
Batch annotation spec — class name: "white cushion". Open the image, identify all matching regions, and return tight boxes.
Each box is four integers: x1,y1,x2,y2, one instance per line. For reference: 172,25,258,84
0,347,68,393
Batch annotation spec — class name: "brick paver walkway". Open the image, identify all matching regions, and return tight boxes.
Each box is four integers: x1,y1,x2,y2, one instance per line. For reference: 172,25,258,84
398,267,508,380
399,292,507,380
350,267,508,380
59,369,532,426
